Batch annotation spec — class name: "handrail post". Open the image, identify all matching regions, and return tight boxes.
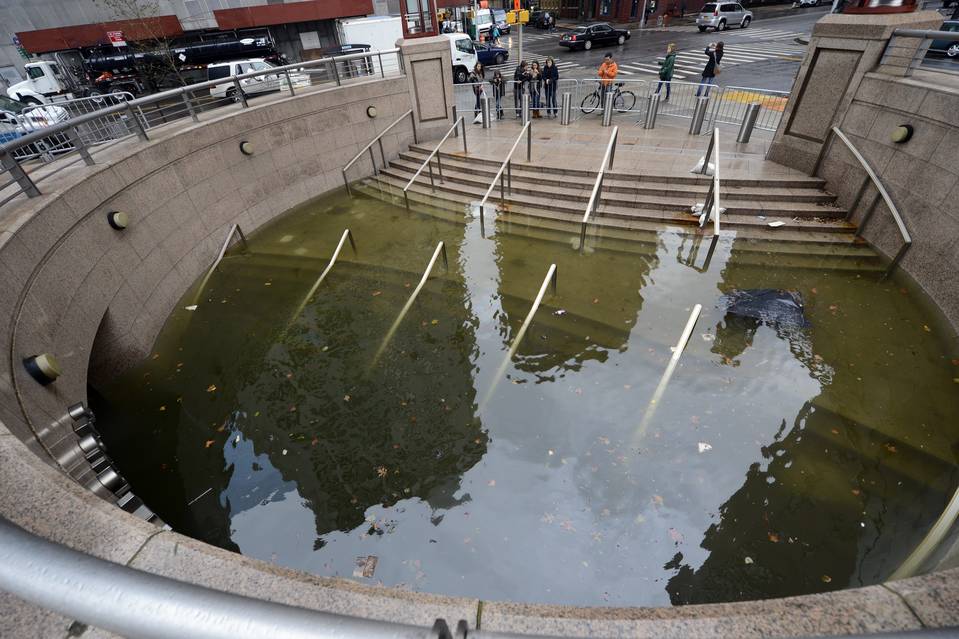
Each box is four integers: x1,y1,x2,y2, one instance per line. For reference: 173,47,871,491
368,147,377,175
608,128,617,170
290,229,357,323
428,159,435,190
342,169,352,197
231,77,249,107
461,116,468,154
65,126,95,166
437,154,444,182
181,91,199,123
283,69,296,96
700,130,715,175
125,103,148,141
712,127,720,235
377,138,386,168
410,110,418,145
452,106,458,138
526,121,532,162
0,150,40,198
507,160,512,195
330,57,341,85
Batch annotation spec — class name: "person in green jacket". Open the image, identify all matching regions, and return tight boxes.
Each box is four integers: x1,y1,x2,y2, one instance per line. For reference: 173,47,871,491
656,43,677,101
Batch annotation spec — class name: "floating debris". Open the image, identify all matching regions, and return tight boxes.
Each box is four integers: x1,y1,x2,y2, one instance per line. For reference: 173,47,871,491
184,305,198,311
744,556,754,565
353,555,378,578
697,442,713,453
552,309,567,316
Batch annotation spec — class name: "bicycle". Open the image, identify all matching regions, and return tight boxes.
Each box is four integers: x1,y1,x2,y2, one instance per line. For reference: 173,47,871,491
580,81,637,114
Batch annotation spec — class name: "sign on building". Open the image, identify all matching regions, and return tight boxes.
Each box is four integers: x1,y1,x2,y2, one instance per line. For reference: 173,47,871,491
106,31,126,47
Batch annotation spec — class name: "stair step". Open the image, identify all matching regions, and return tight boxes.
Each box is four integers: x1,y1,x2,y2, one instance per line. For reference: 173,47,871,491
407,144,831,190
372,170,856,235
395,153,837,204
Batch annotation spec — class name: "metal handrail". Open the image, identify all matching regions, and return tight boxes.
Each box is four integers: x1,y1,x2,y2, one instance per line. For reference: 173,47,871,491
697,127,721,234
811,126,911,278
890,483,959,580
881,29,959,77
342,109,417,196
578,126,618,253
402,116,466,210
191,223,248,305
635,303,703,443
479,263,557,410
371,241,449,367
476,121,532,225
289,229,357,323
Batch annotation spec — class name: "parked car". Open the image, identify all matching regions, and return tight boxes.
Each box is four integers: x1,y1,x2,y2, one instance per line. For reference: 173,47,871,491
528,10,552,29
207,58,310,102
795,0,823,7
492,9,512,34
928,20,959,58
473,42,510,66
559,23,631,51
697,2,753,31
0,94,71,160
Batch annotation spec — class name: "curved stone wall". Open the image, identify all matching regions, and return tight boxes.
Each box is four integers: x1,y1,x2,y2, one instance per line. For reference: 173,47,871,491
0,75,957,637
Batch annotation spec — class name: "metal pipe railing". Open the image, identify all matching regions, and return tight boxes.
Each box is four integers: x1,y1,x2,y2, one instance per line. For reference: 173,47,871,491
880,29,959,77
811,126,911,279
289,229,357,323
342,109,417,196
634,303,703,442
475,121,532,226
191,224,249,305
370,241,449,367
479,263,557,410
579,126,618,253
402,117,465,210
697,128,721,235
890,483,959,580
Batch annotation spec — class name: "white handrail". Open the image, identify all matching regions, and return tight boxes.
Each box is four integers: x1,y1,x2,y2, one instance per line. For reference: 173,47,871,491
289,229,357,323
402,117,466,210
890,484,959,580
579,126,618,253
476,121,532,224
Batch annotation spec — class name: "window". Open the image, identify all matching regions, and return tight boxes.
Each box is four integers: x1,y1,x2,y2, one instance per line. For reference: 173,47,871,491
701,3,717,11
207,65,230,81
600,0,612,14
49,64,62,77
0,96,24,113
27,66,45,79
250,61,274,71
455,38,475,54
721,4,737,11
594,24,611,32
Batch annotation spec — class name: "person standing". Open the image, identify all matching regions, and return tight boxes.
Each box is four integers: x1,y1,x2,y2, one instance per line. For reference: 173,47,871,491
656,43,677,101
542,57,559,118
491,23,501,46
491,70,505,119
597,53,618,106
529,61,543,118
696,41,723,97
513,61,530,118
469,62,486,118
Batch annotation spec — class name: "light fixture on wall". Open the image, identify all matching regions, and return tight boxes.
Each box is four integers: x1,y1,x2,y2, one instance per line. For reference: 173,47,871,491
106,211,129,230
891,124,914,144
366,105,378,119
239,140,254,155
23,353,61,385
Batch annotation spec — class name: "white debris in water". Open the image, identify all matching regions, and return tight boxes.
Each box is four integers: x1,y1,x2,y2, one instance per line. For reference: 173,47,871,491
701,333,714,342
282,449,288,455
279,234,295,243
234,435,240,444
293,247,308,255
698,442,713,453
185,305,198,311
553,309,567,316
744,556,754,564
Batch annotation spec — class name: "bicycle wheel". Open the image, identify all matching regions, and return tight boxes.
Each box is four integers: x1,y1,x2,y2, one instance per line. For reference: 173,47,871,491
581,91,601,114
615,90,636,113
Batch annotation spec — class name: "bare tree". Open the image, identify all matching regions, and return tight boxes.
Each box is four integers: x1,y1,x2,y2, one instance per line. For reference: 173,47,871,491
93,0,187,93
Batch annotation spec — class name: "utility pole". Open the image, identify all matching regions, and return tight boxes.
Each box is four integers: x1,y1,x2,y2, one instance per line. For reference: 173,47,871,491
518,21,523,65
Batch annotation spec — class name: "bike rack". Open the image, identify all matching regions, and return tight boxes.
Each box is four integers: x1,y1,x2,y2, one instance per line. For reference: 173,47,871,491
289,229,357,323
369,241,449,367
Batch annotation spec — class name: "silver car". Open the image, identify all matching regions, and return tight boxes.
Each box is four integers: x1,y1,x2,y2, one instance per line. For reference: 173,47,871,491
697,2,752,31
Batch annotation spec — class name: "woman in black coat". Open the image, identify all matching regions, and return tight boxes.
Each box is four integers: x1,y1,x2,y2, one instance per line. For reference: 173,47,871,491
696,41,723,97
542,57,559,118
513,61,530,118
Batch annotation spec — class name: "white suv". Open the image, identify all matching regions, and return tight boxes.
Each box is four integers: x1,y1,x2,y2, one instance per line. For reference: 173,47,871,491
207,59,310,101
697,3,752,31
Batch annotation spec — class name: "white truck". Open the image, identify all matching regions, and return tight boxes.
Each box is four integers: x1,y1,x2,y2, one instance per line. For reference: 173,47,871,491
7,60,75,104
445,33,478,84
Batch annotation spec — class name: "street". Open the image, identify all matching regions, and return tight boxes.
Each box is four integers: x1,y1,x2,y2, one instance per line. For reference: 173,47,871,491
486,7,832,92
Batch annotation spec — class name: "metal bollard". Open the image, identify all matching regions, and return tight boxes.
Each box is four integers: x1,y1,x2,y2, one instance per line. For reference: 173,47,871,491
737,102,762,143
481,96,491,129
689,96,710,135
560,92,571,125
522,93,530,125
602,91,614,127
644,93,660,130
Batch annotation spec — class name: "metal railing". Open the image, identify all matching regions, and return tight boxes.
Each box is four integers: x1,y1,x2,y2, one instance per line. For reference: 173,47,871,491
811,126,911,278
880,29,959,78
0,48,405,208
191,224,249,306
20,92,141,146
890,482,959,580
475,120,532,225
342,109,417,197
697,127,721,235
579,125,619,253
371,241,449,367
290,229,357,323
402,116,466,210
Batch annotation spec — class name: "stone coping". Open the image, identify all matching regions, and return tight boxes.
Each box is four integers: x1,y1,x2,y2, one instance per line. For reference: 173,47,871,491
0,77,957,638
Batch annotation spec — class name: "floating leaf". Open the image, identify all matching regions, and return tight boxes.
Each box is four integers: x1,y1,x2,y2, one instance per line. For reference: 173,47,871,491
371,290,382,297
884,443,898,453
744,556,754,565
376,466,389,478
344,394,351,402
821,574,832,583
431,319,439,325
923,325,931,332
851,488,861,496
768,532,780,543
159,405,166,412
206,384,217,393
353,555,378,578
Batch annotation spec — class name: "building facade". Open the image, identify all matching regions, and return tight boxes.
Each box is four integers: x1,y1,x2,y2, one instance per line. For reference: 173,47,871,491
0,0,396,91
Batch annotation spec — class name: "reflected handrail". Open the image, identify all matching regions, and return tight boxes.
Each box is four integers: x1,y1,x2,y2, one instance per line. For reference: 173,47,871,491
889,483,959,580
289,229,357,324
579,126,618,253
402,116,466,210
342,110,417,196
370,241,449,367
191,223,249,306
697,128,721,234
480,263,557,410
810,126,911,280
634,304,703,442
476,121,532,226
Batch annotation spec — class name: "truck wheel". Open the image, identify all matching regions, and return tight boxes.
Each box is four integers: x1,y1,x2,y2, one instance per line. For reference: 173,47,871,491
454,67,468,83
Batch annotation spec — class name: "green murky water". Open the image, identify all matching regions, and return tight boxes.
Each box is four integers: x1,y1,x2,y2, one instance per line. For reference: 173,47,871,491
92,189,959,607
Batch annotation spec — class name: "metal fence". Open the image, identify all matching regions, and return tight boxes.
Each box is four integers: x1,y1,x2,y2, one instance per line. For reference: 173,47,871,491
452,78,788,132
0,48,404,209
880,28,959,79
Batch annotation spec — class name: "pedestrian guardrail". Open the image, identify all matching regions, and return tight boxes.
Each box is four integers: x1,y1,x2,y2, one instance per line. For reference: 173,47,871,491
0,48,405,208
402,116,466,210
880,29,959,78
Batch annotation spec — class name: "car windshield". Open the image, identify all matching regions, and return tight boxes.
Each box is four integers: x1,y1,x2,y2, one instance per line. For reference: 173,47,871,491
476,13,492,25
0,96,25,113
702,3,717,11
573,27,588,33
494,10,506,20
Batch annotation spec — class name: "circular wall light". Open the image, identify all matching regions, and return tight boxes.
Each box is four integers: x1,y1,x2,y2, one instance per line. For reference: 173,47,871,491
23,353,61,385
891,124,914,144
366,105,378,119
106,211,128,230
239,140,254,155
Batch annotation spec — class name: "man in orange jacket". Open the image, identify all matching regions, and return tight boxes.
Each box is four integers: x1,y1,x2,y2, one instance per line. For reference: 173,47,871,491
597,53,618,105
